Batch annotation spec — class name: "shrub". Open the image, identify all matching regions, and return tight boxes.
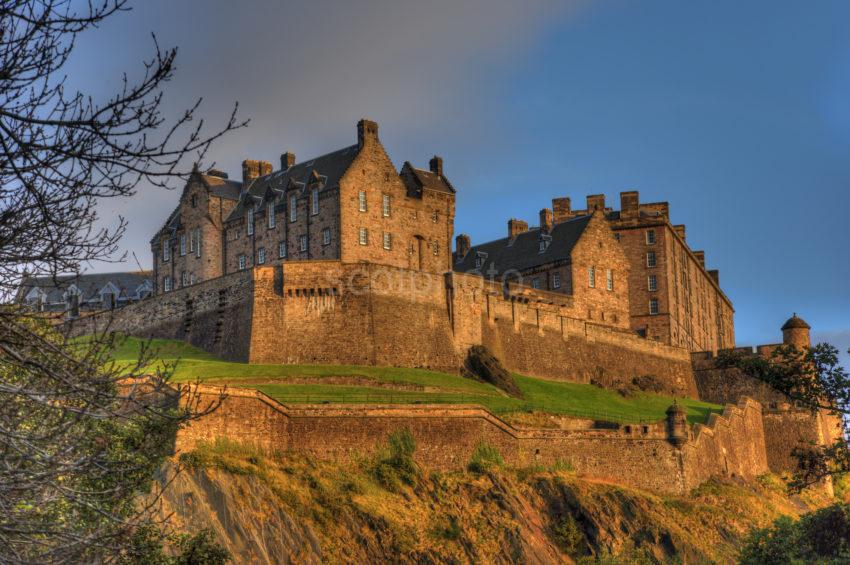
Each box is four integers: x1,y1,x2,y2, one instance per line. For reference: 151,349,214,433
739,503,850,564
467,443,504,474
371,429,418,492
552,514,584,555
429,516,462,541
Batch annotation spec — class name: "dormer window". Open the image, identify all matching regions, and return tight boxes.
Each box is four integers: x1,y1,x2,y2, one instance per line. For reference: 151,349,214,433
474,251,488,270
538,234,552,253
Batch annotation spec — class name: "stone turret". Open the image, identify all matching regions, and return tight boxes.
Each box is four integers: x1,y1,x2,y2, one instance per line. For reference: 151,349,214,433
781,314,811,349
666,401,688,448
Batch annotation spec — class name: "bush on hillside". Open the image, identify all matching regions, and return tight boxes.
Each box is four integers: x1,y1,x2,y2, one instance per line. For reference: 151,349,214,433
739,503,850,564
463,345,523,398
467,443,504,474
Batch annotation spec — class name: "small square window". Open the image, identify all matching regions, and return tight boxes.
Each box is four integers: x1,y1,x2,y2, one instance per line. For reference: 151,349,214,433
322,228,331,246
383,231,392,250
646,230,656,245
359,227,368,245
382,194,391,217
552,272,561,289
257,247,266,264
299,234,308,252
358,191,367,212
588,266,596,288
646,251,657,268
649,298,659,315
279,240,287,258
614,233,621,241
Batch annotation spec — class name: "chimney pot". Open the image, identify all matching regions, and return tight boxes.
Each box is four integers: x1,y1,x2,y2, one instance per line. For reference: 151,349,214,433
455,234,471,260
586,194,606,212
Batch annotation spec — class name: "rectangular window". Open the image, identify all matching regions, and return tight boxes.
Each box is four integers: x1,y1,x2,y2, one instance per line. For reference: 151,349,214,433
163,276,172,292
382,194,391,217
475,257,483,269
649,298,659,315
163,242,170,262
606,269,614,291
190,273,196,285
181,271,189,287
279,240,287,258
268,200,276,228
311,188,319,215
433,241,440,256
552,272,561,289
646,229,656,245
247,208,254,236
383,231,392,250
322,228,331,246
299,234,307,252
646,251,656,268
531,278,541,289
257,247,266,264
588,266,596,288
359,227,368,245
179,234,186,256
358,191,367,212
290,195,297,222
189,230,195,252
238,255,246,271
648,275,658,291
432,210,439,223
195,228,201,257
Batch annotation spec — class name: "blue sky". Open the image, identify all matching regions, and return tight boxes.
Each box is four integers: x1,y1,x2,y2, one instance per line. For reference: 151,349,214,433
71,0,849,362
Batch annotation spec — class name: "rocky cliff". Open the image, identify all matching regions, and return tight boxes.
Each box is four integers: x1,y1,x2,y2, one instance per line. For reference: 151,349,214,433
155,440,832,564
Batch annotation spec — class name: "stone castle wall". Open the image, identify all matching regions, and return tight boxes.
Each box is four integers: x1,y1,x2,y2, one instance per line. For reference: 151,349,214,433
72,261,699,396
175,386,769,495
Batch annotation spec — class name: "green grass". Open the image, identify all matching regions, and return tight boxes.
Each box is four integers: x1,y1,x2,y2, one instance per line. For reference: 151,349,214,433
106,336,721,424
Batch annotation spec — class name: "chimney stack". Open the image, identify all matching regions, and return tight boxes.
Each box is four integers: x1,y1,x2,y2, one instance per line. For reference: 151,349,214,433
586,194,606,212
429,156,443,176
708,269,720,285
242,159,272,188
539,208,554,233
280,152,296,170
357,119,379,148
508,219,528,239
455,234,471,259
552,197,571,224
620,191,639,219
693,251,705,268
673,224,686,241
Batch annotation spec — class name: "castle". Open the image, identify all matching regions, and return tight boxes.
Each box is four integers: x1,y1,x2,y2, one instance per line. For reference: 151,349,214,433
63,120,841,495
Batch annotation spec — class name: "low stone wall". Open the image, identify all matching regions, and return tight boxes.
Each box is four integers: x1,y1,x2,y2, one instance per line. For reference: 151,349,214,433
175,386,770,495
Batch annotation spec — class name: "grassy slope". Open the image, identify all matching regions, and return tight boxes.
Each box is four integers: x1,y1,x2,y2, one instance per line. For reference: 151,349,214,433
110,336,721,424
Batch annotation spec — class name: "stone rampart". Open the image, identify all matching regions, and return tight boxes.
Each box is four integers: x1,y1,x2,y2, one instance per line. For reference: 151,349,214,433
175,386,770,495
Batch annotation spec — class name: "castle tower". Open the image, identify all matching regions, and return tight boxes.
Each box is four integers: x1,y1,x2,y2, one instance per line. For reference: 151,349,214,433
781,313,811,349
666,402,688,448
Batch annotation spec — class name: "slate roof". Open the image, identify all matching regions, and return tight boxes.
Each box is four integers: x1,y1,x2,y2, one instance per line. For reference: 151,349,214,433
15,271,153,305
202,173,241,201
402,163,455,195
225,144,360,221
454,215,592,276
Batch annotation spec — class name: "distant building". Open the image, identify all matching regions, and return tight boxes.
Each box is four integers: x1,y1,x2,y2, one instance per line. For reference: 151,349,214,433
14,271,153,317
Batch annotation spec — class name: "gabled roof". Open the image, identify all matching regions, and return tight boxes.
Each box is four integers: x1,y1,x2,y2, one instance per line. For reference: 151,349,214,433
454,215,592,276
401,163,455,195
225,144,360,222
15,271,153,304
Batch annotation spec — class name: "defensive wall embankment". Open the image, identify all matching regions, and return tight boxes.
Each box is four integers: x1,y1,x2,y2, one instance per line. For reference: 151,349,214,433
175,386,768,495
70,262,698,397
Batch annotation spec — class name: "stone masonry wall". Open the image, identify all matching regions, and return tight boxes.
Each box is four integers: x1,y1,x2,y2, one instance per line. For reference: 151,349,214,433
174,386,771,496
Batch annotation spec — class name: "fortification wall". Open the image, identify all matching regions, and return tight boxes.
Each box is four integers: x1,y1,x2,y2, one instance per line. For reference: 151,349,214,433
681,398,769,490
175,387,770,495
691,348,790,406
67,270,255,361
